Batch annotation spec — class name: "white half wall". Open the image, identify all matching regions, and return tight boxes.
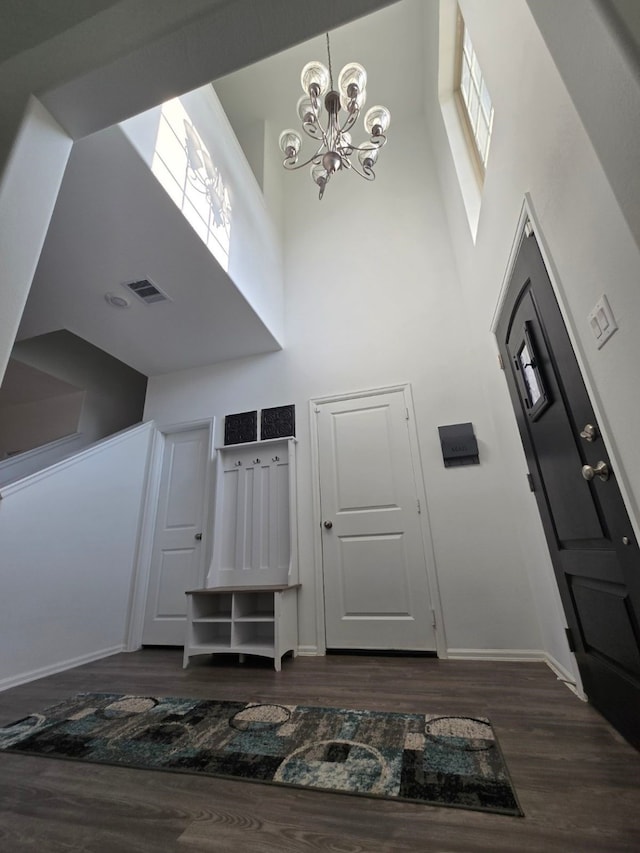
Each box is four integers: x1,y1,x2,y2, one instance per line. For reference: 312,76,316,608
144,112,544,657
0,422,153,690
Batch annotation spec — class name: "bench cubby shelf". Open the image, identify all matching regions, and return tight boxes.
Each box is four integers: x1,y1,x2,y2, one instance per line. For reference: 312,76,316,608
183,584,299,671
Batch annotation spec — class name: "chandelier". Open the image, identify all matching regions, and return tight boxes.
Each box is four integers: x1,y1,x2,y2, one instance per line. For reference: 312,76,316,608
278,34,391,199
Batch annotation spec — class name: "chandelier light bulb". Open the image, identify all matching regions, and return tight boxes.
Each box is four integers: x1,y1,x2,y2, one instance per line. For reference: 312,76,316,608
337,63,367,100
358,143,379,170
364,105,391,136
279,129,302,158
297,96,321,125
339,132,353,151
300,61,330,96
340,87,367,114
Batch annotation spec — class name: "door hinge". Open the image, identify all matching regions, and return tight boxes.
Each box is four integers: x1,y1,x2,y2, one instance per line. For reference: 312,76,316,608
498,353,505,370
431,608,437,629
417,498,421,514
527,472,535,492
565,627,576,653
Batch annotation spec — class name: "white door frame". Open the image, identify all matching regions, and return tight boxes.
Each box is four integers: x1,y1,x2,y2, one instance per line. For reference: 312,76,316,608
309,383,447,658
125,418,214,650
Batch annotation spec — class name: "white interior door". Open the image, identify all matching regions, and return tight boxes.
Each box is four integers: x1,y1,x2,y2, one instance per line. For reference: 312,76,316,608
316,388,436,650
143,427,209,644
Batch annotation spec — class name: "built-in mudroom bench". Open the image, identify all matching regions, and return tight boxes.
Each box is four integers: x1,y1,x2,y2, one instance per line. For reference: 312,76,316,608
183,436,299,671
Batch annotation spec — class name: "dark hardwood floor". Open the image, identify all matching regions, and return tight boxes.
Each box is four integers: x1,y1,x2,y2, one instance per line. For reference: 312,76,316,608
0,649,638,852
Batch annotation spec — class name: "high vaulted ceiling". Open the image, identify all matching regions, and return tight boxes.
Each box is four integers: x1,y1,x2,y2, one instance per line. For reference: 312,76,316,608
12,0,424,378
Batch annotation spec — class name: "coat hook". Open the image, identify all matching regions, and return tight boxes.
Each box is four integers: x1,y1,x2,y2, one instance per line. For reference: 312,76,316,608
272,455,280,462
253,458,261,464
234,460,242,467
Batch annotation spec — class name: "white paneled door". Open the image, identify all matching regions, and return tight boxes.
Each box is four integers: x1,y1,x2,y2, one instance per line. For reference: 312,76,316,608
316,388,436,650
143,427,209,644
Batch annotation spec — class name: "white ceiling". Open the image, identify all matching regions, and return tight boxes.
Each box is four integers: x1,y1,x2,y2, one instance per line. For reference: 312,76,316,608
17,125,281,376
215,1,425,144
16,0,425,378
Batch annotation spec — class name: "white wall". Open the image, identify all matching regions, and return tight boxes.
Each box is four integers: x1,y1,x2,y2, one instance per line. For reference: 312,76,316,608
0,423,153,690
12,331,147,447
0,390,83,458
425,0,640,681
144,112,543,656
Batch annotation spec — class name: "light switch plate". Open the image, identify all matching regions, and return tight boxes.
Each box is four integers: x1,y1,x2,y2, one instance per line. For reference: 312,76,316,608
588,294,618,349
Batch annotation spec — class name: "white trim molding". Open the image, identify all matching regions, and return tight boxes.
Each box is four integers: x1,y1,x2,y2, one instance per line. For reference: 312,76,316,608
447,647,547,661
0,646,124,693
297,645,322,656
447,647,586,699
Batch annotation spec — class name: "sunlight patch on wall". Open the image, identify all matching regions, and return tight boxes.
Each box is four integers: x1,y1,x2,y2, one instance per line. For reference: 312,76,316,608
151,98,232,271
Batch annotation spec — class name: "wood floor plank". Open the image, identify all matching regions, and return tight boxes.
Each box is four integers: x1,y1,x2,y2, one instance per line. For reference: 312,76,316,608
0,649,639,852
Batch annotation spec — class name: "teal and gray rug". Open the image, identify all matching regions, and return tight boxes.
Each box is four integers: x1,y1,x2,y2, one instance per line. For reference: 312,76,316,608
0,693,522,816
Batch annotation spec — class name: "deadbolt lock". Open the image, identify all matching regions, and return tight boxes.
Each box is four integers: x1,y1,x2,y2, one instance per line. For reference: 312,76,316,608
580,424,598,442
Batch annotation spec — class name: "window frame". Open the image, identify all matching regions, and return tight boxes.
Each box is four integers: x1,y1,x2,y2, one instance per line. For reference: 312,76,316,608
453,9,494,183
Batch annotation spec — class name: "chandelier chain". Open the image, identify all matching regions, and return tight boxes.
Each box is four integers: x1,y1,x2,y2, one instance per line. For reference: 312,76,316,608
326,33,333,90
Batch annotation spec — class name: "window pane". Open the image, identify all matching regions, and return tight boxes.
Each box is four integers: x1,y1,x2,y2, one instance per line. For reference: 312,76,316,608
467,86,480,131
463,26,472,61
471,52,481,88
461,59,471,103
476,118,489,162
480,79,493,123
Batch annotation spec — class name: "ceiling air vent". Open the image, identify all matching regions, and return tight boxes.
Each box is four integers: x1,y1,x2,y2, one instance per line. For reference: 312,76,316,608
123,278,171,305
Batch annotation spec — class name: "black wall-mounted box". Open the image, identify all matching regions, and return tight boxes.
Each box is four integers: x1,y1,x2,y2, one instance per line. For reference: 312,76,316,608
438,422,479,467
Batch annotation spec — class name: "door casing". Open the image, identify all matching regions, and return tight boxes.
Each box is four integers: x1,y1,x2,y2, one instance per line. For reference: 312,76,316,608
309,383,446,657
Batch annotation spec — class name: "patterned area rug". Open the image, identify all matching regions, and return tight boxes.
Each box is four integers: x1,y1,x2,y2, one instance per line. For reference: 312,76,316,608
0,693,522,816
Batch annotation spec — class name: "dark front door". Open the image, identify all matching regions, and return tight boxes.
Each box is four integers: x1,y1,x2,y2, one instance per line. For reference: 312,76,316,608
497,225,640,748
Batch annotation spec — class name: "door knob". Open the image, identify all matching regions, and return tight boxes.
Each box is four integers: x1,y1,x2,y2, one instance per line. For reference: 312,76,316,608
194,533,202,540
579,424,598,442
581,461,610,482
323,520,333,529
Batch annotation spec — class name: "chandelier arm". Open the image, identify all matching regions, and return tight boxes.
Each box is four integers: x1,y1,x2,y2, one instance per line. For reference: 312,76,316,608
349,160,376,181
338,108,360,135
283,147,324,171
301,120,326,142
348,134,387,153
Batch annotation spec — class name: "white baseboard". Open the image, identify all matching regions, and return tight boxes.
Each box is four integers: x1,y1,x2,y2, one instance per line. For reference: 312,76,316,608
446,647,586,699
297,645,323,656
0,645,125,692
543,652,586,700
447,648,547,661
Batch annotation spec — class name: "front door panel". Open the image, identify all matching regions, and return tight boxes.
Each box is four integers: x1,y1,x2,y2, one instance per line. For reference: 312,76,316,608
497,228,640,748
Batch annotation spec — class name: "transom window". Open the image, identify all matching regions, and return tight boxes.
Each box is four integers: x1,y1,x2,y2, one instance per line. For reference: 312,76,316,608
456,11,494,176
